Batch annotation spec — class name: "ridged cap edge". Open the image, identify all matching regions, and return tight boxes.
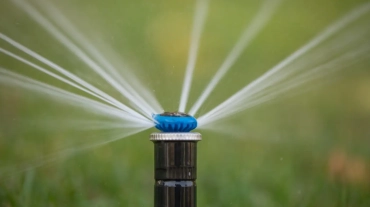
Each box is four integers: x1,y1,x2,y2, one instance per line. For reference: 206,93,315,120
150,132,201,141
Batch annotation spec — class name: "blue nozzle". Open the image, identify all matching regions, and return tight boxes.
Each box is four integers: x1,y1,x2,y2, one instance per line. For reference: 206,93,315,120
153,112,197,132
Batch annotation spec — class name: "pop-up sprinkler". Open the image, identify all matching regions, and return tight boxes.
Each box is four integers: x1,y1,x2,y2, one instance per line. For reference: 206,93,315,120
151,112,201,207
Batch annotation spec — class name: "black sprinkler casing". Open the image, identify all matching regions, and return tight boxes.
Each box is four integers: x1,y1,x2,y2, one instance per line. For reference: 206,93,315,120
150,132,201,207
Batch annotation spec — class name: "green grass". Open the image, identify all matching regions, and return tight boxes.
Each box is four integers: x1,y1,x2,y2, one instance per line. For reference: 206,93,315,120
1,0,370,206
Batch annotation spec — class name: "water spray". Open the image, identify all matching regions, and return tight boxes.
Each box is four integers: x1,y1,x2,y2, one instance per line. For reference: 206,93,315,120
151,112,201,207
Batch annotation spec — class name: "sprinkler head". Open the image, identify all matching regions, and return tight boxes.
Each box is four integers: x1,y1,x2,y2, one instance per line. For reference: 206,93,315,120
153,111,197,132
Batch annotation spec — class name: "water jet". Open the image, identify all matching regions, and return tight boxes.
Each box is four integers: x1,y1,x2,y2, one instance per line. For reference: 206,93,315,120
151,112,201,207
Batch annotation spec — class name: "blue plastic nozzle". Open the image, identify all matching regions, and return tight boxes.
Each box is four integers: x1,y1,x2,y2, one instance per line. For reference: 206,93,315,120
153,112,197,132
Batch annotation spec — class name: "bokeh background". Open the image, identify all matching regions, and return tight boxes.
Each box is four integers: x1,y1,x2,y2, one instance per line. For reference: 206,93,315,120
1,0,370,206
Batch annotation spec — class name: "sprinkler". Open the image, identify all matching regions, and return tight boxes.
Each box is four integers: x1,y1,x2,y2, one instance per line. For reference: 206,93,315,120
151,112,201,207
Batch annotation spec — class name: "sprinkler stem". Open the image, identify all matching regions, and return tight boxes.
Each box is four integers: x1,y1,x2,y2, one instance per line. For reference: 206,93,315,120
150,132,201,207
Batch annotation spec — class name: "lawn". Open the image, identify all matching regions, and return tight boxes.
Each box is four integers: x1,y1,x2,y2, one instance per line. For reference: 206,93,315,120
1,0,370,206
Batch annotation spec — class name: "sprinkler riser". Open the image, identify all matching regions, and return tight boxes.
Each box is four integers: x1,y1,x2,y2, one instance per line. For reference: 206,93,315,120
151,132,201,207
154,141,197,179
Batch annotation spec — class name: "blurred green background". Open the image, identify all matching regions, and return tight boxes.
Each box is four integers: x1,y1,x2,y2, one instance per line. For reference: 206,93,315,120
1,0,370,206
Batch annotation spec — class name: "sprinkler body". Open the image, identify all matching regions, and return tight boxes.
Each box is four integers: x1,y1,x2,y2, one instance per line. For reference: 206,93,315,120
151,112,201,207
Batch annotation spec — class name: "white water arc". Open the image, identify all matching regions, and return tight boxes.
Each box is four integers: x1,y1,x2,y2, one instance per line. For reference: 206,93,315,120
0,68,153,126
188,0,282,116
200,45,370,127
33,0,163,116
10,0,160,119
0,0,161,175
0,33,150,123
0,67,152,176
178,0,209,113
236,28,370,111
197,2,370,127
0,0,166,175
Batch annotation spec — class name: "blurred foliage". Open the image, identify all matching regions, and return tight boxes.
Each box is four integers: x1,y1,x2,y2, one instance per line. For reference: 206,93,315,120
1,0,370,206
